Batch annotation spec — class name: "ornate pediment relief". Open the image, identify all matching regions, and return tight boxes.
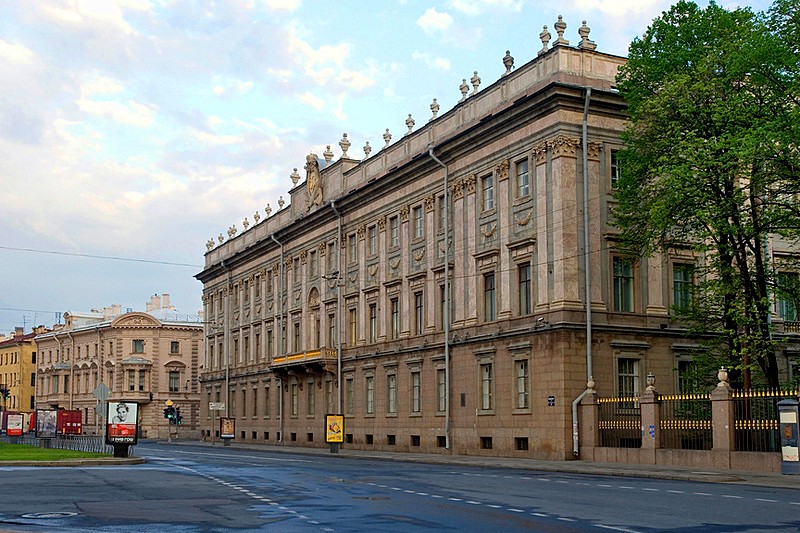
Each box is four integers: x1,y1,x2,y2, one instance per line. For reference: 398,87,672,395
111,313,161,328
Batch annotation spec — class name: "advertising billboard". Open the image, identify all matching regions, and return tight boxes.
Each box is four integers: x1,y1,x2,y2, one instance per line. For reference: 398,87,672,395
35,409,58,439
325,414,344,443
106,401,139,445
6,414,23,437
220,417,235,439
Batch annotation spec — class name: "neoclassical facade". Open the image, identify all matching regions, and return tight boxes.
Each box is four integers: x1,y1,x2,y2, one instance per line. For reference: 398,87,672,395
196,19,800,459
0,327,45,417
35,297,203,439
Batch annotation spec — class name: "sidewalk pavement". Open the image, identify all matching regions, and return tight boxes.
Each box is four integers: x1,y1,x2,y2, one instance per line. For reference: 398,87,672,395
158,439,800,491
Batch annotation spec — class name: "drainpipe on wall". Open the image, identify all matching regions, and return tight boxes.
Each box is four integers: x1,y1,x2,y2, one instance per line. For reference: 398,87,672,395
66,331,74,410
220,260,231,420
572,87,594,457
330,201,343,417
270,234,285,442
428,146,451,451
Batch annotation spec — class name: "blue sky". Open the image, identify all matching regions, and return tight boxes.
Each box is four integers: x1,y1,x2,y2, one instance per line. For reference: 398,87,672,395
0,0,772,333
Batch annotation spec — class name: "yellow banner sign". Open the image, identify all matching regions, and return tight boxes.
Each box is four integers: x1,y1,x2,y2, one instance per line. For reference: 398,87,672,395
326,414,344,443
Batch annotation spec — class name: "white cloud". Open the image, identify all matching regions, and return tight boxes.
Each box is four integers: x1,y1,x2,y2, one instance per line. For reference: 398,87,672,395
213,78,254,96
285,26,377,91
449,0,522,15
299,91,325,110
0,39,36,64
76,99,155,127
80,75,125,96
416,8,453,34
574,0,661,16
261,0,302,11
40,0,152,35
411,51,451,71
190,128,243,146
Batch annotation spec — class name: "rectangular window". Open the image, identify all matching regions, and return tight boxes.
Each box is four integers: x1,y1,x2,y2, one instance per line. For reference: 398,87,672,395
293,257,300,282
515,360,529,409
387,374,397,414
309,251,318,278
613,257,634,312
516,159,529,197
255,332,261,360
777,272,799,321
128,369,135,391
390,297,400,339
234,338,240,362
673,263,694,311
252,387,258,417
349,308,357,346
328,314,336,346
345,377,354,415
293,323,301,352
389,216,399,247
241,389,247,417
348,234,357,264
369,303,378,343
170,341,180,354
138,370,146,391
437,194,445,232
255,275,261,299
307,378,315,416
518,263,531,315
411,371,421,413
677,360,698,394
413,205,423,239
437,368,446,413
414,291,424,335
169,371,179,392
244,279,250,303
365,375,375,414
368,225,378,256
618,358,639,397
264,384,270,417
290,382,298,417
481,175,494,211
326,379,334,413
611,150,620,188
267,329,274,358
484,272,496,322
132,339,144,354
244,335,250,362
480,363,493,411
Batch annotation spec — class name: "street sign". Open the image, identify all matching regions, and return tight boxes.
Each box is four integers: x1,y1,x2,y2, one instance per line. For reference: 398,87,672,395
209,402,225,411
166,399,174,406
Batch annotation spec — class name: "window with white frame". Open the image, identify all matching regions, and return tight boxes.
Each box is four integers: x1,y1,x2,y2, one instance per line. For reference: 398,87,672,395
481,175,494,211
610,149,620,188
413,205,423,239
516,159,529,197
345,377,354,415
673,263,694,312
617,358,639,398
290,381,298,417
368,225,378,256
518,263,531,315
169,370,180,392
389,216,399,247
368,303,378,343
365,375,375,414
484,272,496,321
515,359,529,409
613,257,634,312
436,368,446,413
387,373,397,414
390,297,400,339
480,363,493,411
411,371,421,413
348,308,357,346
414,291,424,335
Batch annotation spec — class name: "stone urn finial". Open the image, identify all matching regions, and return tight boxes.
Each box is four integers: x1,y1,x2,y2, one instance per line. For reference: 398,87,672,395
578,20,596,50
429,98,439,121
554,15,569,46
646,372,656,391
405,114,415,136
339,133,351,158
290,168,300,186
278,196,285,209
459,78,469,101
206,238,215,251
363,141,372,159
470,70,481,95
253,211,260,224
539,25,551,56
502,50,514,76
218,233,224,244
717,367,729,387
265,203,272,217
242,217,250,230
383,128,392,148
323,145,334,165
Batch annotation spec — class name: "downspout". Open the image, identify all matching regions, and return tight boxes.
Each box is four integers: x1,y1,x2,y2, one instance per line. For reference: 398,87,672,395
220,260,231,419
66,331,74,410
330,201,343,416
270,234,285,442
428,146,451,451
572,87,594,457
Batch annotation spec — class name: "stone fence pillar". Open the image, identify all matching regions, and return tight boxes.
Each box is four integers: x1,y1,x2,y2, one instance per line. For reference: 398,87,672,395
711,367,735,468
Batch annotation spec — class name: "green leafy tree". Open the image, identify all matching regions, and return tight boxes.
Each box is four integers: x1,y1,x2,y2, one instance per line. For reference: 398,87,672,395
614,1,800,389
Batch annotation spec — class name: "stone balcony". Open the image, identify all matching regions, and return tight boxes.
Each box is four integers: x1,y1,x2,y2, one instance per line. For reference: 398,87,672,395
270,347,337,378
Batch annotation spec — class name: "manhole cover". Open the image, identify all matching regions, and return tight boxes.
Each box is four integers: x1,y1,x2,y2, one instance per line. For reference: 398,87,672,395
21,512,78,519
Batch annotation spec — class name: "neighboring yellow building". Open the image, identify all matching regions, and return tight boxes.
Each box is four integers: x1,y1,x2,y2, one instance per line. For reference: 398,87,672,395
34,294,204,439
0,326,45,416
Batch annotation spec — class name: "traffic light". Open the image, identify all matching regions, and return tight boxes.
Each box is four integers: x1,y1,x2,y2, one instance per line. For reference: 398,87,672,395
175,407,182,425
163,406,175,421
0,387,9,399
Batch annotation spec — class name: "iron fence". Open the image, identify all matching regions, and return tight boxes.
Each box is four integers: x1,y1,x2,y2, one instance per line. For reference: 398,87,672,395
597,396,641,448
659,393,712,450
733,389,798,452
0,435,117,454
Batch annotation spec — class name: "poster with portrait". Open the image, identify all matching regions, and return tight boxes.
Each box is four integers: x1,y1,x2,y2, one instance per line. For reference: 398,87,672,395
220,417,235,439
35,409,58,439
106,401,139,445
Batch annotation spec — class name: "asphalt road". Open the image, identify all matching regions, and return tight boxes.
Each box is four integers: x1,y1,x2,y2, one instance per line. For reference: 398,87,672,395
0,441,798,532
